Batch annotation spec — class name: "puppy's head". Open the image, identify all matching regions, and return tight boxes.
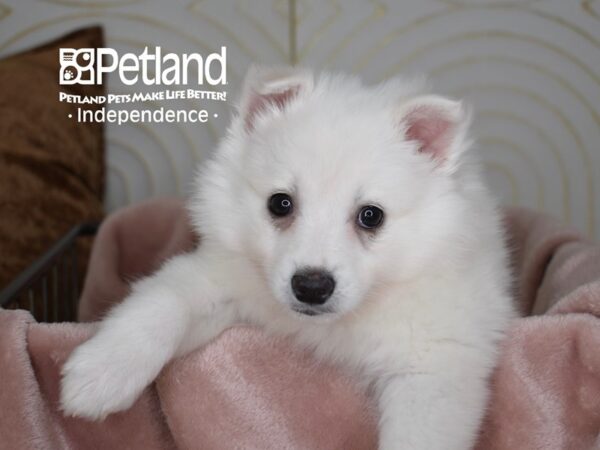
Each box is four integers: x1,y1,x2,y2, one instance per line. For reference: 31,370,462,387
195,67,475,319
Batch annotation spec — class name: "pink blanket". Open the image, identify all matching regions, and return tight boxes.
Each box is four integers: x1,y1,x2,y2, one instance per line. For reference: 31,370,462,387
1,198,599,449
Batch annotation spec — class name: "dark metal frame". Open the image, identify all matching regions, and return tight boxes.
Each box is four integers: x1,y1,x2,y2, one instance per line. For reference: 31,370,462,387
0,223,99,322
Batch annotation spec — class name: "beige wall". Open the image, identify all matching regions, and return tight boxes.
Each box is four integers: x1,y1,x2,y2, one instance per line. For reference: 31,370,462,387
1,0,599,240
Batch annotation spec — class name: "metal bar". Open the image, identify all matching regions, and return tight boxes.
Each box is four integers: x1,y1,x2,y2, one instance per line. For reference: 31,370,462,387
52,265,58,322
42,276,48,322
0,222,99,308
71,243,78,320
28,289,34,315
62,254,70,321
288,0,297,65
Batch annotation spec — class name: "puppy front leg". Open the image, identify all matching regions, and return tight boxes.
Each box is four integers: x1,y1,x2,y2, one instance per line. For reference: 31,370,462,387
60,250,236,420
376,354,491,450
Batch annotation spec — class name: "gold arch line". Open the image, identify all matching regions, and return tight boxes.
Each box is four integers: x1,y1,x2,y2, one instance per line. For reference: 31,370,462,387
354,7,469,71
0,11,242,84
379,46,594,229
0,3,11,21
377,40,596,234
108,137,156,195
39,0,142,8
109,85,218,197
110,37,220,142
136,120,215,194
297,0,342,61
186,1,262,63
0,8,216,202
318,0,387,67
582,0,600,20
0,18,225,166
355,13,600,81
289,0,297,64
375,30,600,87
107,162,132,206
110,38,200,194
456,84,594,235
139,123,183,194
428,55,600,130
234,1,288,61
110,90,218,179
427,54,597,223
436,1,544,7
273,0,289,22
289,0,317,27
517,4,600,49
111,86,219,150
484,162,520,204
477,110,571,222
479,136,545,208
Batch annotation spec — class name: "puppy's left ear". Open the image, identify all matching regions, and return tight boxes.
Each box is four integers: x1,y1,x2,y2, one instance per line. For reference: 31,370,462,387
396,95,471,172
239,65,314,132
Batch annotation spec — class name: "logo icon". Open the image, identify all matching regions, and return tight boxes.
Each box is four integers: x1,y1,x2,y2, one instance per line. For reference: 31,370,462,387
59,48,95,85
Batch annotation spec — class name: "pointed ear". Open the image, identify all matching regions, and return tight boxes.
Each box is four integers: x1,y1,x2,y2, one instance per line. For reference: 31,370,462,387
239,66,314,132
397,95,470,170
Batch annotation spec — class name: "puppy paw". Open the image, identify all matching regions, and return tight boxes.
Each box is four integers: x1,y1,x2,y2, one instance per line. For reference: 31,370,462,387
60,338,146,420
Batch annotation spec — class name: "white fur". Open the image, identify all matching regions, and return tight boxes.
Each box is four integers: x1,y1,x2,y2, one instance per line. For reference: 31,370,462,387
61,67,515,450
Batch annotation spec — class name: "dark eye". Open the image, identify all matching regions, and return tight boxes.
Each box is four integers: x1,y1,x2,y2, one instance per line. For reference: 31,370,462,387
357,205,384,230
268,193,293,217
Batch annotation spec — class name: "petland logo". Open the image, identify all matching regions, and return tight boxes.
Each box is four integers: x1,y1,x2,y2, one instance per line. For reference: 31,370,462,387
59,46,227,86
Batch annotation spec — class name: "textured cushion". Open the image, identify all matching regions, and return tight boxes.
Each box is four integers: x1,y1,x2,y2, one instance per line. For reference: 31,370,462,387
0,26,105,290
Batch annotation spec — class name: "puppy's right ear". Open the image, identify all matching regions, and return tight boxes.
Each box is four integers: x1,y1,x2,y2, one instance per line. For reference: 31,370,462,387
239,66,314,132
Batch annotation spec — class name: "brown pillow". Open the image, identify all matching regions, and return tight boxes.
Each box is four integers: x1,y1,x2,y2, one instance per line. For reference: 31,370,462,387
0,26,105,291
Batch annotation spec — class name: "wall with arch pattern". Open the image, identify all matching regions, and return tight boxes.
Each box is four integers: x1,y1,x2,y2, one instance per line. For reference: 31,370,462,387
1,0,598,240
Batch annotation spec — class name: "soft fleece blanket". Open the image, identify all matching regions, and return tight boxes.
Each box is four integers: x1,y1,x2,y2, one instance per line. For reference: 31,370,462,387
1,198,599,449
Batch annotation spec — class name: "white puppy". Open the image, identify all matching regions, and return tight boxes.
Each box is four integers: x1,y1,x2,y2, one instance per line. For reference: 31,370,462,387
61,67,515,450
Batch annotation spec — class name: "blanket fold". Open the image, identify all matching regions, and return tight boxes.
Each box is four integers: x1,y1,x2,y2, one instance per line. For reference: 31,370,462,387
1,198,599,449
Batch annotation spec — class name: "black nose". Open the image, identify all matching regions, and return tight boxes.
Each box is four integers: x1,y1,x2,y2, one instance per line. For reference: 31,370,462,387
291,268,336,305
